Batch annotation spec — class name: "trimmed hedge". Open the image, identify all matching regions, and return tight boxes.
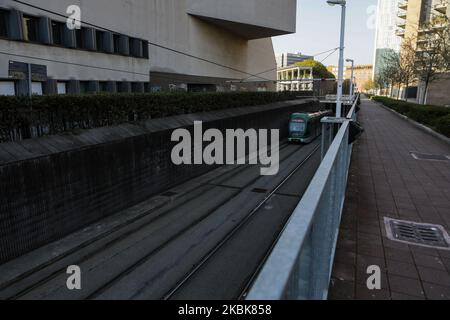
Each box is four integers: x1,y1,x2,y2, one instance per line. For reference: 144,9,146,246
372,96,450,138
0,91,310,142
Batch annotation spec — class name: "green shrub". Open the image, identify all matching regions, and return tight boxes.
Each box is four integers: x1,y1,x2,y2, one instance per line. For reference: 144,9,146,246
436,115,450,137
371,96,450,138
0,91,310,142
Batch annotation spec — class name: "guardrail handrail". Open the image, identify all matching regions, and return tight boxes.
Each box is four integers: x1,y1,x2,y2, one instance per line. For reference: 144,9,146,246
247,94,360,300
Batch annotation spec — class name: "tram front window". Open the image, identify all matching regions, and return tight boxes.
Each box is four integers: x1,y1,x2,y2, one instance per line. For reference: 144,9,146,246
290,120,306,133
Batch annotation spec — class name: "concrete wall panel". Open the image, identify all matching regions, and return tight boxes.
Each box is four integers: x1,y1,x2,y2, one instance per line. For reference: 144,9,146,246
0,99,317,263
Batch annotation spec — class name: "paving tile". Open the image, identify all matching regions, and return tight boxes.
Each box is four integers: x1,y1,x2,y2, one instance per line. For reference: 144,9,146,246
355,285,391,300
412,253,446,271
332,263,355,282
391,292,425,300
357,225,382,237
422,282,450,300
357,243,385,258
417,266,450,287
328,279,355,300
388,275,425,298
356,254,386,269
442,257,450,271
334,249,357,266
410,246,440,257
386,260,419,279
384,247,414,264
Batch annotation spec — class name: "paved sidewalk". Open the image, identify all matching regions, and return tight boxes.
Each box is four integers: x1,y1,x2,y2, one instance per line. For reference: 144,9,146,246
329,97,450,300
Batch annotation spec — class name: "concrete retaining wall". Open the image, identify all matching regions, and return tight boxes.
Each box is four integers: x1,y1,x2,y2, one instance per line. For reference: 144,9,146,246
0,99,318,263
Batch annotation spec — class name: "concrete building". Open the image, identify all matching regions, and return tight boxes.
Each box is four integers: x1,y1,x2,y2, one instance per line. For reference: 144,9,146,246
327,65,373,92
396,0,450,105
276,65,313,92
373,0,402,79
0,0,297,96
276,52,314,68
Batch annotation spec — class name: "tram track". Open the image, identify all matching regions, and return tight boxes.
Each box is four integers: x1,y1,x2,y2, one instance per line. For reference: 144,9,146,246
163,144,320,301
1,142,309,300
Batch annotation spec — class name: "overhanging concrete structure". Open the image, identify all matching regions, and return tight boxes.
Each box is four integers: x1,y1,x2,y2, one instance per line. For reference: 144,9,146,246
186,0,297,40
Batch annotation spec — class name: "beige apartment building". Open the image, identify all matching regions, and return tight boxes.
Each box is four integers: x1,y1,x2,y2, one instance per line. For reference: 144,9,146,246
327,65,373,92
0,0,297,95
396,0,450,105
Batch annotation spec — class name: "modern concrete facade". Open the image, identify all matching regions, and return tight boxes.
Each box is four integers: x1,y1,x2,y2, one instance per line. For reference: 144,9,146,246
276,52,314,68
372,0,402,79
0,0,297,95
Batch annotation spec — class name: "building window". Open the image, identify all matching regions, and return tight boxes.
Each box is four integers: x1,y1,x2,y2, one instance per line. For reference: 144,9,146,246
113,34,120,54
99,82,109,92
75,28,84,49
79,81,89,94
57,82,67,94
31,82,43,95
0,9,8,38
23,15,39,42
96,30,105,52
143,41,149,59
0,81,15,96
52,21,64,46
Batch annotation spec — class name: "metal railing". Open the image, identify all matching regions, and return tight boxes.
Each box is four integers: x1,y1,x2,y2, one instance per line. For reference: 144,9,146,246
246,95,360,300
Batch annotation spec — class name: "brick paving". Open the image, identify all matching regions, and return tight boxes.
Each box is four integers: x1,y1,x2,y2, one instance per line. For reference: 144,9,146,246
329,97,450,300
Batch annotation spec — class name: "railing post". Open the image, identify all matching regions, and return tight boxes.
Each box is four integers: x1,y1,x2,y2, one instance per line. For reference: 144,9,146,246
321,122,327,160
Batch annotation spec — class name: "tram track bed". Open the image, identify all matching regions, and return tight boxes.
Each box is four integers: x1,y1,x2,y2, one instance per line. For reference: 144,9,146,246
0,140,321,300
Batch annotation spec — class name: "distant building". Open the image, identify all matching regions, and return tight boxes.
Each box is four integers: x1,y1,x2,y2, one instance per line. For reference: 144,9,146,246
276,53,314,68
372,0,402,79
327,65,373,92
276,65,313,92
395,0,450,105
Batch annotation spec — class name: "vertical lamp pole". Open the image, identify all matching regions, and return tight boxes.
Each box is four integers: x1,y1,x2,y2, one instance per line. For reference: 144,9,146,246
346,58,354,100
327,0,347,118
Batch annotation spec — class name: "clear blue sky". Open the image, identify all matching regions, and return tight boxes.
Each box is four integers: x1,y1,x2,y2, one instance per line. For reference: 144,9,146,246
273,0,378,66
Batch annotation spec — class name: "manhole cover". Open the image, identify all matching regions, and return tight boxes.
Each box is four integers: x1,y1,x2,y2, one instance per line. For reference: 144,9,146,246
411,152,450,162
385,218,450,250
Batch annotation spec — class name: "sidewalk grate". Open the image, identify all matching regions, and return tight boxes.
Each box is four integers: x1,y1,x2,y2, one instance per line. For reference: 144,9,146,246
385,218,450,249
411,152,450,162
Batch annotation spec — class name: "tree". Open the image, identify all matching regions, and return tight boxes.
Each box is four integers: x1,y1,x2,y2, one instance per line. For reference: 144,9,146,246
380,50,402,98
295,60,336,79
398,38,417,101
374,72,389,95
363,79,376,93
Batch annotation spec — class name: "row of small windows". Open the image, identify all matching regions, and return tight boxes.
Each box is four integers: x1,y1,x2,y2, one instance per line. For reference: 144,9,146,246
0,79,152,96
0,8,149,59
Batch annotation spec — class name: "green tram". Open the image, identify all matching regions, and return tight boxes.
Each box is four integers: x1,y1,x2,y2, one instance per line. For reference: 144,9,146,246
288,111,332,144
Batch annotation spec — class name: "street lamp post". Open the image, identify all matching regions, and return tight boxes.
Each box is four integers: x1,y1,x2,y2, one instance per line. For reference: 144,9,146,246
346,58,354,99
327,0,347,118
